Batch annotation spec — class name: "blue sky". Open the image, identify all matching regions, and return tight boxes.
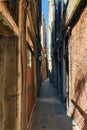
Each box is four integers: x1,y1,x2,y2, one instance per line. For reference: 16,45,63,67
42,0,48,29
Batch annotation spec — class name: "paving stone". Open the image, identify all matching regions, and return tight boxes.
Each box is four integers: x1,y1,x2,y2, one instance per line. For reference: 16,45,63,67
30,79,72,130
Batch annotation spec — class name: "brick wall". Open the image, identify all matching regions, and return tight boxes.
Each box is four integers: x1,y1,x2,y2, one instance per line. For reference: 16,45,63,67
69,7,87,130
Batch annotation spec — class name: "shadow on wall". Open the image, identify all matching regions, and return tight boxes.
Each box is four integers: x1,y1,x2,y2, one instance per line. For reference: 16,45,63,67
71,69,87,130
82,119,87,130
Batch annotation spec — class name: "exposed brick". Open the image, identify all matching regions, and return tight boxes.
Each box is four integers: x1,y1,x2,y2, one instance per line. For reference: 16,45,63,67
69,7,87,130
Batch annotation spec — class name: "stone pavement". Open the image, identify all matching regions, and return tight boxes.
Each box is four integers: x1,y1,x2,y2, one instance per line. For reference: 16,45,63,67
30,78,72,130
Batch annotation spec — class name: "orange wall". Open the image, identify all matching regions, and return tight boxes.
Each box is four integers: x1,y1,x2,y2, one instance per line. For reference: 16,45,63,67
26,67,35,123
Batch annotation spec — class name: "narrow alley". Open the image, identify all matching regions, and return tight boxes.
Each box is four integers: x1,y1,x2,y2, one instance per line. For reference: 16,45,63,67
0,1,87,130
30,79,72,130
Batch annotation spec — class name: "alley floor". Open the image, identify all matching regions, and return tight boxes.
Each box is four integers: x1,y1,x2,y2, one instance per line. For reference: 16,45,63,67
30,78,72,130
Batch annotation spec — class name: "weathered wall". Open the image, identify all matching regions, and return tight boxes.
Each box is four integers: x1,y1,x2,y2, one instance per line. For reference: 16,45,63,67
69,7,87,130
0,37,18,130
0,37,4,130
0,1,41,130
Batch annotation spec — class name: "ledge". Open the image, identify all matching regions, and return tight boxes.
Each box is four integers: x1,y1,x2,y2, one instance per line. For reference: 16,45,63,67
65,0,87,29
0,2,19,37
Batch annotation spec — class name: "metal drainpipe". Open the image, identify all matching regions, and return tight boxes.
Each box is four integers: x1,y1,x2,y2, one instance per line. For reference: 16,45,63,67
67,28,71,117
68,43,71,116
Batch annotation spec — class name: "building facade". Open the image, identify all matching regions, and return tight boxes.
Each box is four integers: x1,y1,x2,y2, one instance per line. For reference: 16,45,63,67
51,0,67,93
65,1,87,130
48,0,55,73
0,0,41,130
51,0,87,130
41,14,48,80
